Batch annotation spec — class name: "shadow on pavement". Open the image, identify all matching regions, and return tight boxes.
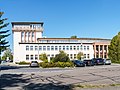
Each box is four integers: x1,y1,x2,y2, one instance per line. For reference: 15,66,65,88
0,74,73,90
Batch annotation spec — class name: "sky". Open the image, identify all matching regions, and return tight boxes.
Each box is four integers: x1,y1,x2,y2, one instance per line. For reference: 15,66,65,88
1,0,120,51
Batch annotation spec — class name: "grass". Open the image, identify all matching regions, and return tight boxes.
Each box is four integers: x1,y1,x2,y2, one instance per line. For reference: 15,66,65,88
74,83,120,89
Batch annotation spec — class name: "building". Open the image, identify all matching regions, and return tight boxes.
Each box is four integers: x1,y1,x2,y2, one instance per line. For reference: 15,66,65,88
12,22,111,63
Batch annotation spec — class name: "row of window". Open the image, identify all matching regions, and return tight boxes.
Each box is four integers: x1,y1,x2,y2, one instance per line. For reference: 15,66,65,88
21,32,35,38
26,54,90,60
26,45,90,51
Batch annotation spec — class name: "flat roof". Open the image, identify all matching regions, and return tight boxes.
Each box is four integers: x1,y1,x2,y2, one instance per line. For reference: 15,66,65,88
11,22,44,25
37,38,111,41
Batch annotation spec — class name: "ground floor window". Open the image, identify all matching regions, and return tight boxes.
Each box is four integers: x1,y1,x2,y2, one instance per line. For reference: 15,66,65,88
26,55,29,60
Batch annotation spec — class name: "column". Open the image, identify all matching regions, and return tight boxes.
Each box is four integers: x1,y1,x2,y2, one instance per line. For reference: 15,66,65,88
98,45,100,58
102,45,104,59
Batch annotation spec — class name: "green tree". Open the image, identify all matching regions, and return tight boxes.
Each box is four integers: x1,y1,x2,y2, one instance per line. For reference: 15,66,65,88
71,35,77,38
39,53,48,62
0,12,10,61
53,51,70,62
77,52,84,60
2,48,13,60
108,32,120,63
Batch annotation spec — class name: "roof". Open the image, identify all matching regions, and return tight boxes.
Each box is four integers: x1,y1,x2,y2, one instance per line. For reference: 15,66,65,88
11,22,44,25
37,38,111,41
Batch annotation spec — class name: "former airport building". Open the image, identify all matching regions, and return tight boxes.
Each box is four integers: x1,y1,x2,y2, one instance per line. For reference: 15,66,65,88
12,22,111,63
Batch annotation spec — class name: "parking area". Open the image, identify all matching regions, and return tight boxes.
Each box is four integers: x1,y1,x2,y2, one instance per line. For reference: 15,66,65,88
0,64,120,90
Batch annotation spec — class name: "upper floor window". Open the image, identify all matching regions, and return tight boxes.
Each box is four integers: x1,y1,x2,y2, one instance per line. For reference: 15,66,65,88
39,46,42,51
21,32,24,37
26,46,29,51
63,46,65,50
43,46,46,51
55,46,58,50
30,46,33,51
87,46,89,50
47,46,50,51
84,46,86,50
35,46,38,51
28,32,30,37
59,46,61,51
32,32,34,37
51,46,54,50
66,46,69,50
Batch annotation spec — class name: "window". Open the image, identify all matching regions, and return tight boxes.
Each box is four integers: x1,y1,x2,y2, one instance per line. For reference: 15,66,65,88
32,32,34,37
51,46,54,50
59,46,61,51
55,46,58,50
77,46,79,50
84,54,86,58
21,32,24,37
84,46,86,50
47,46,50,51
87,46,89,50
63,46,65,50
74,46,76,50
35,55,38,60
43,46,46,51
70,46,72,50
28,32,30,37
26,55,29,60
87,54,90,58
51,54,54,57
30,55,33,60
80,45,83,50
30,46,33,51
35,46,38,51
39,46,42,51
26,46,29,51
66,46,69,50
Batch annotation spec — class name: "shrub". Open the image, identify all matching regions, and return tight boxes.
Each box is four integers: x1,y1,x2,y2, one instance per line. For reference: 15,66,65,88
40,61,74,68
16,61,30,65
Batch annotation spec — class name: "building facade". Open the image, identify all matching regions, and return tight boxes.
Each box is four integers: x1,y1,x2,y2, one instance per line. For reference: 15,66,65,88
12,22,111,63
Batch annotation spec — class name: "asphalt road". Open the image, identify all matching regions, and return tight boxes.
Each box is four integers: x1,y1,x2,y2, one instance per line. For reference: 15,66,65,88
0,64,120,90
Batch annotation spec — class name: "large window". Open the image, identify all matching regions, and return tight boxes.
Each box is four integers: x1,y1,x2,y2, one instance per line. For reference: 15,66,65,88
32,32,34,37
21,32,24,38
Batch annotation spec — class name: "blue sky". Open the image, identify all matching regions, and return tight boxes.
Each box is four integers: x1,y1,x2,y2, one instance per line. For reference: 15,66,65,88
1,0,120,51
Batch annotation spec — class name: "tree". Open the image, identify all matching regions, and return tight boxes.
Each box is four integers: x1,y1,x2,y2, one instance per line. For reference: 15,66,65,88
77,52,84,60
53,51,70,62
0,12,10,61
2,48,13,61
71,35,77,38
39,53,48,62
108,32,120,63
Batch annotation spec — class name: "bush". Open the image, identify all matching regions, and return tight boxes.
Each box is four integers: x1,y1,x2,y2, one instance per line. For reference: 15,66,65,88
16,61,30,65
40,61,74,68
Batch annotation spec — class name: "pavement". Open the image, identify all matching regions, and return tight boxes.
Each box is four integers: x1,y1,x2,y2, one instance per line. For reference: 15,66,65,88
0,64,120,90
